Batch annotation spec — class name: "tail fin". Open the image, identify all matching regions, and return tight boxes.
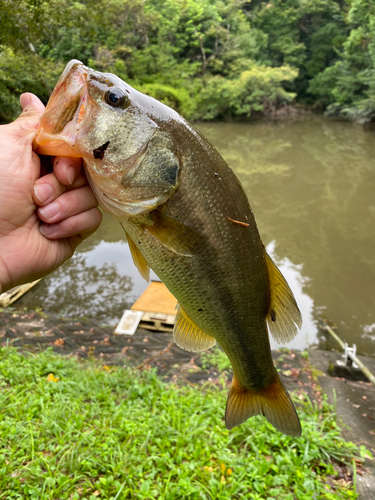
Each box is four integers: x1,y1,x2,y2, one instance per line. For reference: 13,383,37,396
225,372,301,437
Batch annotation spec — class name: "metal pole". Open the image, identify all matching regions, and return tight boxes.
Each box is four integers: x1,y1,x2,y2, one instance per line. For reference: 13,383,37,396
324,324,375,386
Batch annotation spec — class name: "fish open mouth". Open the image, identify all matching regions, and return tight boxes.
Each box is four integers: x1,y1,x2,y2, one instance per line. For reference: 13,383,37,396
76,95,86,125
35,61,89,157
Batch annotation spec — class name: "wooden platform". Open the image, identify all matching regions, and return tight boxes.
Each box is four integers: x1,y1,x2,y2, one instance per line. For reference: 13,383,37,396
131,281,177,316
115,281,178,334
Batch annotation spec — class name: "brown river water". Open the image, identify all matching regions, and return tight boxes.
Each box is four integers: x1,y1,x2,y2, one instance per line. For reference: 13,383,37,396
18,117,375,355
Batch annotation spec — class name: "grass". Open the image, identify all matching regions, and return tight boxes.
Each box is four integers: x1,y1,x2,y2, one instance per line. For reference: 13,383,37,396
0,347,362,499
199,346,232,372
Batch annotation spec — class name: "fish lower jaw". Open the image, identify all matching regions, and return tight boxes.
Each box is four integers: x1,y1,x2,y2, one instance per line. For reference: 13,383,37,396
35,129,82,158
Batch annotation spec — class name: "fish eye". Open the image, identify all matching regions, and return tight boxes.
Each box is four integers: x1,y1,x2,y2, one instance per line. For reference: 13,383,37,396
104,89,128,109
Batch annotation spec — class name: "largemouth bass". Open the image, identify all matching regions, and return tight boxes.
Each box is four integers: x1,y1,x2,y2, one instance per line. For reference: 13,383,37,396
36,60,302,436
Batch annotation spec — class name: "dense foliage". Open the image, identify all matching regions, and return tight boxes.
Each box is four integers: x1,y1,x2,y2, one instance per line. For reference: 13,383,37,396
0,347,362,498
0,0,374,123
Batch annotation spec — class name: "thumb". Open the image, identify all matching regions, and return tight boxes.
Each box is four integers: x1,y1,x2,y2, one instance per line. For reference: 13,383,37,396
19,93,45,118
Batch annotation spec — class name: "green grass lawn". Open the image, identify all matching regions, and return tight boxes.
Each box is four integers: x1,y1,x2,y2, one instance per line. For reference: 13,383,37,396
0,347,364,499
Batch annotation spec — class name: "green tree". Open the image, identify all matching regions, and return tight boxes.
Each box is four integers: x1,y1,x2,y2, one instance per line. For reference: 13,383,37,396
247,0,347,101
0,47,61,122
309,0,375,123
2,0,373,123
197,64,297,120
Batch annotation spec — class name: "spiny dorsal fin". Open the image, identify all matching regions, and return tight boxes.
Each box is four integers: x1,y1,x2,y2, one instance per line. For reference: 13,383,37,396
264,251,302,344
174,304,216,352
120,223,150,282
225,371,301,437
146,212,204,256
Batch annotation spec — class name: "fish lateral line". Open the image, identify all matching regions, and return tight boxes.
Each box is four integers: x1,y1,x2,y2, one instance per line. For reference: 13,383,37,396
226,216,249,227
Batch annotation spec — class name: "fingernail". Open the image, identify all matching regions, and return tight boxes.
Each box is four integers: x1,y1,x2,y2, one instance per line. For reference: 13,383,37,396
39,202,59,220
39,224,58,237
34,183,53,203
20,93,32,110
67,166,76,185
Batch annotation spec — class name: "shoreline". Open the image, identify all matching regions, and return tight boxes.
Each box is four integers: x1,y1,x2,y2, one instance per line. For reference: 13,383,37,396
1,306,374,497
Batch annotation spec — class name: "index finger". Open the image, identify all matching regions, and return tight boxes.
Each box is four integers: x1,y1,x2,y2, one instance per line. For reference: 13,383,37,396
53,156,83,186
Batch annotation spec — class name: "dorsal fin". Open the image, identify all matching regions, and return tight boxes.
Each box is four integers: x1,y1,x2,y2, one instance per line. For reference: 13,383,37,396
264,251,302,344
174,304,216,352
120,223,150,282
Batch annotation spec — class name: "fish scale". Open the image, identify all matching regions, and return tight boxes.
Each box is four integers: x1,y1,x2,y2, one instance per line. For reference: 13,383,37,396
35,59,303,436
123,130,274,384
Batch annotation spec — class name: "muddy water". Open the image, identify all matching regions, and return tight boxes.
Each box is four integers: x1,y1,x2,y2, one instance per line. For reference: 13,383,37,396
18,117,375,355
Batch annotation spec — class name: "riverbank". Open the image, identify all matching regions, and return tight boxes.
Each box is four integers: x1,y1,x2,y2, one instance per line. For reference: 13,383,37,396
1,306,374,498
308,348,375,498
0,306,315,390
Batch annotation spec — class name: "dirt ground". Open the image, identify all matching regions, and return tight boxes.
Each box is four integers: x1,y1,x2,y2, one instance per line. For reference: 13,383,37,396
0,307,317,392
1,306,374,498
309,348,375,498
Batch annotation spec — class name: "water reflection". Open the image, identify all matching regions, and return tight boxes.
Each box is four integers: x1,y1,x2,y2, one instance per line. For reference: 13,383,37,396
266,241,316,351
199,118,375,355
18,117,375,354
18,213,157,324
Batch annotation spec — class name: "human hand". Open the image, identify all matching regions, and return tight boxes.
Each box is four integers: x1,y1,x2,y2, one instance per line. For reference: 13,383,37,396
0,93,102,294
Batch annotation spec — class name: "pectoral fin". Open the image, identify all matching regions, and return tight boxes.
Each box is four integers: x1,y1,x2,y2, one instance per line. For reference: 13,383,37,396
120,223,150,282
264,252,302,344
146,212,204,256
174,304,216,352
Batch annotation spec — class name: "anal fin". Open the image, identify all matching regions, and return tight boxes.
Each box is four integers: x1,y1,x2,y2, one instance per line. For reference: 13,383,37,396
225,372,301,437
174,304,216,352
264,251,302,344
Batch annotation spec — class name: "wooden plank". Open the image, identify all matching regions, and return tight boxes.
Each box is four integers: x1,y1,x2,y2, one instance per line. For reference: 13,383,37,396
0,280,42,308
131,281,177,316
139,311,175,333
115,310,144,335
